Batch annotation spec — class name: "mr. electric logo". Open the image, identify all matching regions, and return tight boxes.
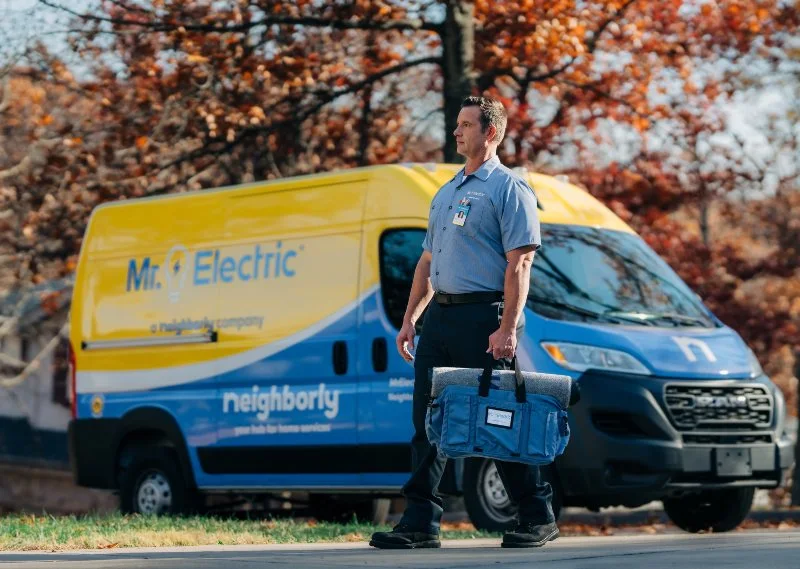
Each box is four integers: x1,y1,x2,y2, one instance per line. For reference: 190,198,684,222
126,242,303,302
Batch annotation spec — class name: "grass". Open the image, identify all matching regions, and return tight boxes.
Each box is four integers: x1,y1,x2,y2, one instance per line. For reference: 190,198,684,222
0,513,498,551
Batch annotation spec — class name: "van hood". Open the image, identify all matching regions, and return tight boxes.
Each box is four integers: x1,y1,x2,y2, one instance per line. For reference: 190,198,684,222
535,319,756,379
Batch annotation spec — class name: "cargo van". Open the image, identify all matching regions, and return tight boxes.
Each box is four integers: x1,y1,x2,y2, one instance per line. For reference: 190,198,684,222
68,163,793,532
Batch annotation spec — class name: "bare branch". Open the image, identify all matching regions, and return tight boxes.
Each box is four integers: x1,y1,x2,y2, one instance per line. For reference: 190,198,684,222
104,0,152,15
0,138,61,181
146,55,442,191
0,324,68,389
585,0,638,54
0,352,26,370
525,59,578,83
39,0,442,34
0,156,31,181
0,79,11,114
0,315,19,338
557,78,640,113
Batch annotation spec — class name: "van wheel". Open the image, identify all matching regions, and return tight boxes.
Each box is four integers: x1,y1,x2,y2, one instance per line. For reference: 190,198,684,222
462,459,562,532
663,487,754,533
119,446,193,516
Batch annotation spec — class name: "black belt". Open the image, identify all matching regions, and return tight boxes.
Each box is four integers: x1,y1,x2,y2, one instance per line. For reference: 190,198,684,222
433,291,504,305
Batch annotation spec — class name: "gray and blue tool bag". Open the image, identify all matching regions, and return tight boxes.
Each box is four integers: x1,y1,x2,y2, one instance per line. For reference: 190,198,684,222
425,358,578,466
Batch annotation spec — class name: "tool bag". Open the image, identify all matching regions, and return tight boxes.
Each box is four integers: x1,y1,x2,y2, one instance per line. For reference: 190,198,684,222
425,358,577,466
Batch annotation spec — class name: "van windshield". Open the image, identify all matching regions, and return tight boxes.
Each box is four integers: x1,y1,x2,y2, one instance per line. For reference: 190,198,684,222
528,224,717,328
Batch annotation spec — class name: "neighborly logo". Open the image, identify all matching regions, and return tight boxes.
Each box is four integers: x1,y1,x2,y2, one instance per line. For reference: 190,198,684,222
671,337,717,363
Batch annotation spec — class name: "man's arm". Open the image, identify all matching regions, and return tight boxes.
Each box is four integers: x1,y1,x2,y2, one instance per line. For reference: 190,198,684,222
397,250,434,362
487,246,536,360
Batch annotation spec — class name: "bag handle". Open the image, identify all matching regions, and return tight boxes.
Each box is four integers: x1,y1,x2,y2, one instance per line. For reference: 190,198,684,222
479,354,526,403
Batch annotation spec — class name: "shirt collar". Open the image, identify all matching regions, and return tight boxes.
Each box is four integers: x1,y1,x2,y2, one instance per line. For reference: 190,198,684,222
458,155,501,185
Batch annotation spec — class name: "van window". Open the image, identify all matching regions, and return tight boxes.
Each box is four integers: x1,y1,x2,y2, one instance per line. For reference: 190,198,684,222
379,229,426,330
529,224,716,328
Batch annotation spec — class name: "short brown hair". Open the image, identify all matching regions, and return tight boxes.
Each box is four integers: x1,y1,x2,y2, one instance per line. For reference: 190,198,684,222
461,96,507,143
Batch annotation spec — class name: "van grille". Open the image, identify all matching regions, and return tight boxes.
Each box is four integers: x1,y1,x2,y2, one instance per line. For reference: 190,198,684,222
663,384,772,431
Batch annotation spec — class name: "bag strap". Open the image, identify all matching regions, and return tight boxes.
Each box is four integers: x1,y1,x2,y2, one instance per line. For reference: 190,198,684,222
479,354,527,403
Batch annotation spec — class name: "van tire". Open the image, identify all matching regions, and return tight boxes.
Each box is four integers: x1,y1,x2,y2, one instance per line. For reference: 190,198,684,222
119,446,194,516
463,459,562,532
663,487,754,533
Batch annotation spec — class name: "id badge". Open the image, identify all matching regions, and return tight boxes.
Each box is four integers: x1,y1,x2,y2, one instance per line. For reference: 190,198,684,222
453,199,470,226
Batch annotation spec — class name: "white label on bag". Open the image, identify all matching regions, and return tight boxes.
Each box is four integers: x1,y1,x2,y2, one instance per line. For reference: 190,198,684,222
486,407,514,428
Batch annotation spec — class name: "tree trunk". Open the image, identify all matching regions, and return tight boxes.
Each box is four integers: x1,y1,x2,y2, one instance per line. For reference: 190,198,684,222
358,85,372,166
699,199,711,247
441,0,476,163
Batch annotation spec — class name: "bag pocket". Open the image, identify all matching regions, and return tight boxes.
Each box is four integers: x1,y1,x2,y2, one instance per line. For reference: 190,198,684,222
555,410,570,456
476,400,524,457
440,392,475,450
425,402,443,447
526,400,560,462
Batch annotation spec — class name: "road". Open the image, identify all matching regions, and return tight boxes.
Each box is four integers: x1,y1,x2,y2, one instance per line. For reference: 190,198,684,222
1,531,798,569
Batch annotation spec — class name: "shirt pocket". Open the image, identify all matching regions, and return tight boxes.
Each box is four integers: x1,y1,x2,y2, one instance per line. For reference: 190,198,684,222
461,196,489,238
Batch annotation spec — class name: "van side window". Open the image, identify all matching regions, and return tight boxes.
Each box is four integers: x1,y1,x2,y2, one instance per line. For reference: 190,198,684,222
379,229,426,330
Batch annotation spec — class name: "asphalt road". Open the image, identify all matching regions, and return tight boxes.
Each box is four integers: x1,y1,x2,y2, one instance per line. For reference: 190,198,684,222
1,531,798,569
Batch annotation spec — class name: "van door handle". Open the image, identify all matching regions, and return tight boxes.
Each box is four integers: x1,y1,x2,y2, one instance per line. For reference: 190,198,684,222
332,341,348,375
372,338,388,372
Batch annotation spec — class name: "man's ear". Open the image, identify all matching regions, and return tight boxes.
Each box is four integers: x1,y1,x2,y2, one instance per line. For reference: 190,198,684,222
486,124,498,143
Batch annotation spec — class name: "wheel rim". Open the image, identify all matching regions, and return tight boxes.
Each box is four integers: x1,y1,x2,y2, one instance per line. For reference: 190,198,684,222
481,462,510,509
136,471,172,515
479,461,516,522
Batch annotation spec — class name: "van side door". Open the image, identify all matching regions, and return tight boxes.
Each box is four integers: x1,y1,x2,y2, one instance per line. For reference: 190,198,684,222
356,222,427,487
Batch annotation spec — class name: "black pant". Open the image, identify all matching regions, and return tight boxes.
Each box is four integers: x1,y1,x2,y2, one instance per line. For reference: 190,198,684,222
399,299,554,534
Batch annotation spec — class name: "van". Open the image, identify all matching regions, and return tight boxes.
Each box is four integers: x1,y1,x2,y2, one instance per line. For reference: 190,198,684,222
68,163,793,532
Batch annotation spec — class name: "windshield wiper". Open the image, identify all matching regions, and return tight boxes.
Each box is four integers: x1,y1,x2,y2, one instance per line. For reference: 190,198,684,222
604,311,710,327
528,297,628,324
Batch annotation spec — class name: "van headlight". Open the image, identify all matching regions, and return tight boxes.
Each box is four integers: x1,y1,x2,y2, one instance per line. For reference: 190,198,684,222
541,342,651,375
747,348,764,378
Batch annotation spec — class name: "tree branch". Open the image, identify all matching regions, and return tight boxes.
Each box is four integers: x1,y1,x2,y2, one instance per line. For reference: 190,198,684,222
0,324,68,389
104,0,152,15
144,55,441,195
477,0,639,90
39,0,442,34
585,0,638,54
0,78,10,114
557,78,640,112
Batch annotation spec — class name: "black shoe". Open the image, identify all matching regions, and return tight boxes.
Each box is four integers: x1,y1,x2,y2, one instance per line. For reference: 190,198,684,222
501,521,559,549
369,524,441,550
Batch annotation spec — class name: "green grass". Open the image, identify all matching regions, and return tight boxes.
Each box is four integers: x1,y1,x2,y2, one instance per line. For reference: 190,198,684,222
0,513,497,551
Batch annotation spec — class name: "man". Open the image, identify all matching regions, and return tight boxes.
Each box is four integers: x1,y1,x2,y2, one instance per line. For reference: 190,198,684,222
370,96,555,550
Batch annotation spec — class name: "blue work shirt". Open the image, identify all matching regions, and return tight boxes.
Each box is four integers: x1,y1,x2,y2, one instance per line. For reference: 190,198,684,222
423,156,541,294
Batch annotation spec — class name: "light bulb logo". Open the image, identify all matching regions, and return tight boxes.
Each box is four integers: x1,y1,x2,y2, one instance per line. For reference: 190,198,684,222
164,244,190,303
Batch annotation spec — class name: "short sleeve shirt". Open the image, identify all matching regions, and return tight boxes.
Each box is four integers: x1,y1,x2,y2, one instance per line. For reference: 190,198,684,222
423,156,541,293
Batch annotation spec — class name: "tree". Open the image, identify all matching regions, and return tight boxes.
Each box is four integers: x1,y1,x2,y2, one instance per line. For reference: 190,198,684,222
2,0,798,417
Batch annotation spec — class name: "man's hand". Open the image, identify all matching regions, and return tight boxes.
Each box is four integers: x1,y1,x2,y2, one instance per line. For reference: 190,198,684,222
396,321,417,362
487,327,517,360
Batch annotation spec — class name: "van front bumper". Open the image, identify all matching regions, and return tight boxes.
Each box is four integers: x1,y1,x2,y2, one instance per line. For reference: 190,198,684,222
556,371,793,508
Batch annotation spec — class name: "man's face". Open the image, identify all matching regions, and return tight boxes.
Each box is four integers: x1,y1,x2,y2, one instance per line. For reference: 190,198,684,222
454,106,494,158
